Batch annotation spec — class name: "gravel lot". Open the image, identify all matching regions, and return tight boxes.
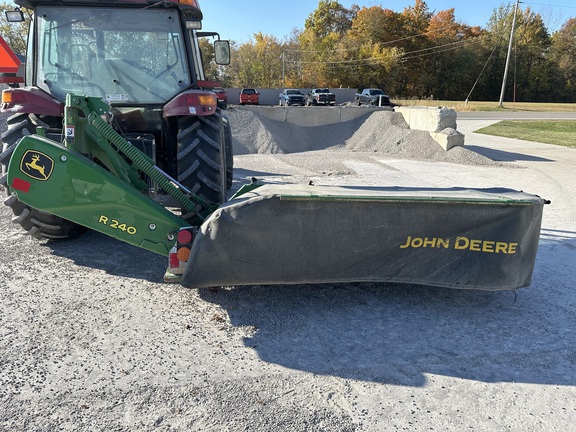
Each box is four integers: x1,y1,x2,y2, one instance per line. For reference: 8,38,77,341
1,99,576,431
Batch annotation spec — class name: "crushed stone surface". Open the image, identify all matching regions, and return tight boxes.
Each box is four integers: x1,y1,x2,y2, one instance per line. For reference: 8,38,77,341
2,94,576,431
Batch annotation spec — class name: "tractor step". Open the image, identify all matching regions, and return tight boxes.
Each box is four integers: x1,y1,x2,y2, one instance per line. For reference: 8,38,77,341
181,183,545,291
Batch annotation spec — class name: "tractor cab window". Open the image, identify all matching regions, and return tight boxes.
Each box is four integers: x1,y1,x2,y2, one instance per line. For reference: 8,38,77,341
35,6,191,104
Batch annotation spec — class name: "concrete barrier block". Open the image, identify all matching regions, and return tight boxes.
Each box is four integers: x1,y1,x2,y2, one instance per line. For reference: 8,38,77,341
287,106,341,126
251,107,287,122
429,127,465,151
394,106,457,133
339,106,391,123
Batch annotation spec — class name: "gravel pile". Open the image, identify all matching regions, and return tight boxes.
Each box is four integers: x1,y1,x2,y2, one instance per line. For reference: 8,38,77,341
226,106,500,166
1,86,495,168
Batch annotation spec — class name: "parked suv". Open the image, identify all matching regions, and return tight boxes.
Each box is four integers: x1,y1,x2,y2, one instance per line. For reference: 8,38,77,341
239,88,259,105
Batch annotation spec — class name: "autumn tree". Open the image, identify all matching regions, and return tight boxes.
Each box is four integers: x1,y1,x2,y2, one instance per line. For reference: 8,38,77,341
298,1,357,87
416,9,486,100
280,29,305,88
342,6,404,92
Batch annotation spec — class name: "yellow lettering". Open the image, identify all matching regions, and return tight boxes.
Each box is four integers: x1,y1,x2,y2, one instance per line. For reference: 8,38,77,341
437,238,450,249
411,238,423,248
482,241,495,253
399,236,412,249
99,215,108,224
495,242,508,253
423,238,436,247
470,239,481,252
455,237,469,250
508,243,518,254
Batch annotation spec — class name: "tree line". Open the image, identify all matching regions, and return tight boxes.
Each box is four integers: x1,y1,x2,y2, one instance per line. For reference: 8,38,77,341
2,1,575,102
204,0,576,103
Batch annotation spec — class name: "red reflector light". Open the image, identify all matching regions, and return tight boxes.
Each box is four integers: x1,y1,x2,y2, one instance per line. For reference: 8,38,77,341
177,229,193,244
11,177,30,192
169,252,180,269
2,90,26,104
174,227,195,263
183,92,216,106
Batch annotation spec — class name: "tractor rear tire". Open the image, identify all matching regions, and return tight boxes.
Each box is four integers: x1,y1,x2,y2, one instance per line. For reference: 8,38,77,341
0,113,85,240
176,111,227,211
222,114,234,189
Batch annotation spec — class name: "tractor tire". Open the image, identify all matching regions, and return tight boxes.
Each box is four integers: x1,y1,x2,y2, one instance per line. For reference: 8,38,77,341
222,114,234,189
0,113,85,240
176,111,227,210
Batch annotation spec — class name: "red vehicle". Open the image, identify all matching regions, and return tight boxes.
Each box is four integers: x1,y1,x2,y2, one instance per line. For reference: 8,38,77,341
0,0,234,238
239,88,259,105
213,87,228,109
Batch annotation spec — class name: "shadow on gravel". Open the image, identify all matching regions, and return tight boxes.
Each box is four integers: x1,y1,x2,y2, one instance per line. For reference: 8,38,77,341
466,145,552,162
199,239,576,387
233,168,291,180
46,229,165,282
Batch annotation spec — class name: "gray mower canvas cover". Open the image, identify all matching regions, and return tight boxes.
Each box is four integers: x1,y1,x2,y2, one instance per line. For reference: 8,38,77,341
182,184,545,291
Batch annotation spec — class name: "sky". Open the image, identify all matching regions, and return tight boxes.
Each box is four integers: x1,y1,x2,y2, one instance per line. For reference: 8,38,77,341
200,0,576,44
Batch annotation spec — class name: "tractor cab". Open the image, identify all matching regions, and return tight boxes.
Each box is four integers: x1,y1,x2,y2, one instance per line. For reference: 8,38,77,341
5,0,230,106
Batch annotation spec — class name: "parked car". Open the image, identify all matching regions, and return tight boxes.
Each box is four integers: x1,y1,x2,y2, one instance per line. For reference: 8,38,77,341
354,88,391,106
212,87,228,109
239,88,259,105
279,89,306,106
306,88,336,106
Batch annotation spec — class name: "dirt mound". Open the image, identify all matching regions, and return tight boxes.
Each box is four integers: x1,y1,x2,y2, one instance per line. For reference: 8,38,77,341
226,106,500,166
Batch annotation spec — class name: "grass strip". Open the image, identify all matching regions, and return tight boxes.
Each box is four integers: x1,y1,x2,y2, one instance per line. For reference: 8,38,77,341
394,100,576,112
474,120,576,148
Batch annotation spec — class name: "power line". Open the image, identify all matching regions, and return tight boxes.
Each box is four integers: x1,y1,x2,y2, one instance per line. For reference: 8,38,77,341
523,1,576,9
283,35,490,66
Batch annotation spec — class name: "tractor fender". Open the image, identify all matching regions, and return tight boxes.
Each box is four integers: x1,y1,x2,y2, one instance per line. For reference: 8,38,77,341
163,89,218,118
1,86,63,116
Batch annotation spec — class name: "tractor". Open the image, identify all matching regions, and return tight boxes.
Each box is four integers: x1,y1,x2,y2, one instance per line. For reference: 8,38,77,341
1,0,232,239
0,0,546,291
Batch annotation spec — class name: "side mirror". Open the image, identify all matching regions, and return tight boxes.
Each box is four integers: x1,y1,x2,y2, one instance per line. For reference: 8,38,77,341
214,40,230,65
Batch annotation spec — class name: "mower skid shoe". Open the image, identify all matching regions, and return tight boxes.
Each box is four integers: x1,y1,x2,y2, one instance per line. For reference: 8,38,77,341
181,184,545,291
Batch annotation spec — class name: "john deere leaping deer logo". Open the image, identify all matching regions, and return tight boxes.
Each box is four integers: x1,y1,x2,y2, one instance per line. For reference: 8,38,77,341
20,150,54,181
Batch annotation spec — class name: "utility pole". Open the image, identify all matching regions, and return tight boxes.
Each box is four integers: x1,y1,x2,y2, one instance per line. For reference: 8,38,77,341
499,0,520,107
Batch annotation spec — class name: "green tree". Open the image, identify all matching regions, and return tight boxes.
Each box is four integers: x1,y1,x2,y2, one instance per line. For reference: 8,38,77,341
550,18,576,102
479,4,555,102
228,33,283,88
512,8,554,101
199,37,232,85
304,0,356,39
